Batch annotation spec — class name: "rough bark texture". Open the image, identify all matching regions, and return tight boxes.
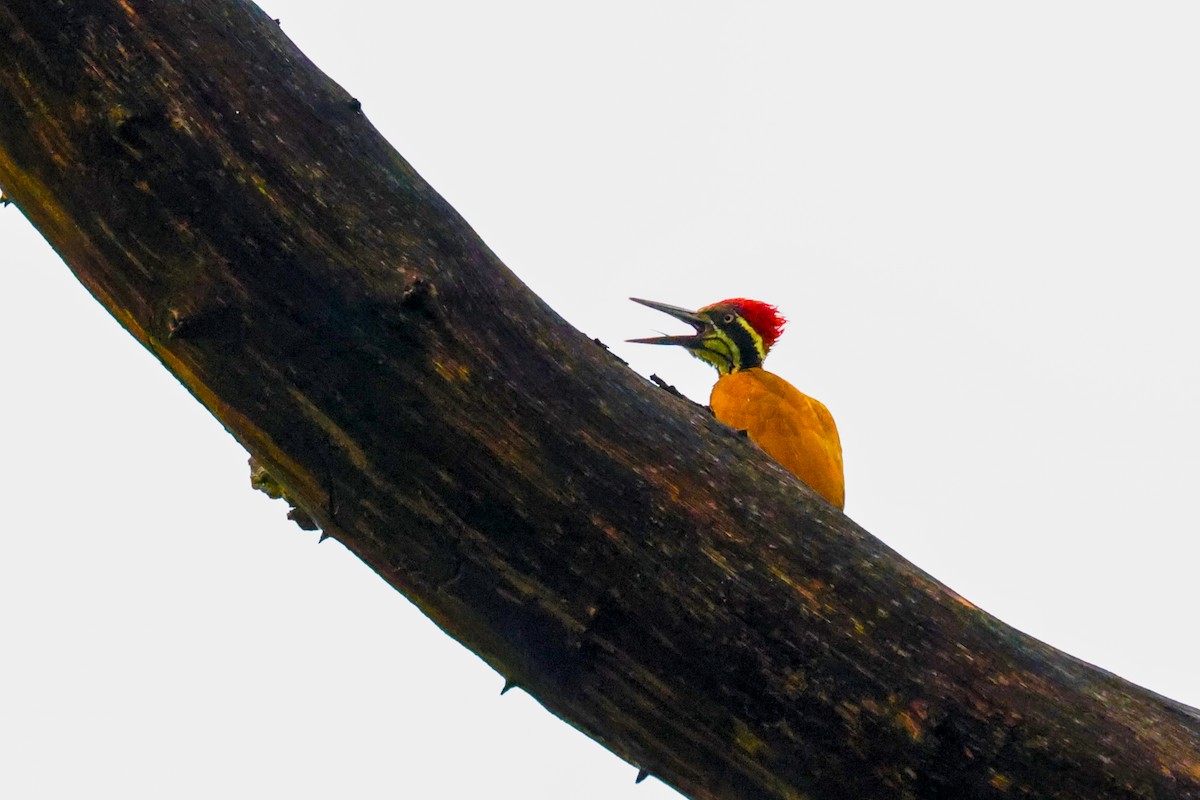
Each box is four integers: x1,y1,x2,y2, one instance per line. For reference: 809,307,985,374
2,2,1199,798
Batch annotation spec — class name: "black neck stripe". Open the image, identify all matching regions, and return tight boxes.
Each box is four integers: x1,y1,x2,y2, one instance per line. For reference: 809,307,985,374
722,318,762,370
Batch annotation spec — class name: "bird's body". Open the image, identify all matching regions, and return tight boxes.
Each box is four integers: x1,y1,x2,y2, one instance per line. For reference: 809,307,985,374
709,368,844,508
630,297,845,509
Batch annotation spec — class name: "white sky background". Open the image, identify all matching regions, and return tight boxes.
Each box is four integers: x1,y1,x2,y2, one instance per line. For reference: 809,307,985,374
2,3,1198,798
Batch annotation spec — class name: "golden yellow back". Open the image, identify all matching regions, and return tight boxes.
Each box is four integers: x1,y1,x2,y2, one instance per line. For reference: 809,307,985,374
709,368,845,508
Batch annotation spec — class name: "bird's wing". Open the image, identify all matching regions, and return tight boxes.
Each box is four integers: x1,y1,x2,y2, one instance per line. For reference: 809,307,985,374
710,369,845,508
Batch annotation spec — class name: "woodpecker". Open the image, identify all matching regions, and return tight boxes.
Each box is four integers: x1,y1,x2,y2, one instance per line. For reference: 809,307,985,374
630,297,844,509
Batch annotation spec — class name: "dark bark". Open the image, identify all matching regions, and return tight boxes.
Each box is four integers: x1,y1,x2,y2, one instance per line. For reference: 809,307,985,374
2,2,1198,798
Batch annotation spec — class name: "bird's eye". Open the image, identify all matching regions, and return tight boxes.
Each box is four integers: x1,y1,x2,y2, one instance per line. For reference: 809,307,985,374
723,313,735,324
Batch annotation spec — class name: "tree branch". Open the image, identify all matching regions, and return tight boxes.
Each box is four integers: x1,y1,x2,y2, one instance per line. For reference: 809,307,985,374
2,2,1198,797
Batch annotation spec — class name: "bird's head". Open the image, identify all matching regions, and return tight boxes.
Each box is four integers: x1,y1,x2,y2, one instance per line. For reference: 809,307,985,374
629,297,786,375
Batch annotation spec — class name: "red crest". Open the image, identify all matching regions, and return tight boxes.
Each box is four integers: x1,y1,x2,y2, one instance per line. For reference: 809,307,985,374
708,298,787,349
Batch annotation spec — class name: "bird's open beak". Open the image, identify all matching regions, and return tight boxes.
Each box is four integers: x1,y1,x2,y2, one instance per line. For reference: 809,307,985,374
628,297,710,347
